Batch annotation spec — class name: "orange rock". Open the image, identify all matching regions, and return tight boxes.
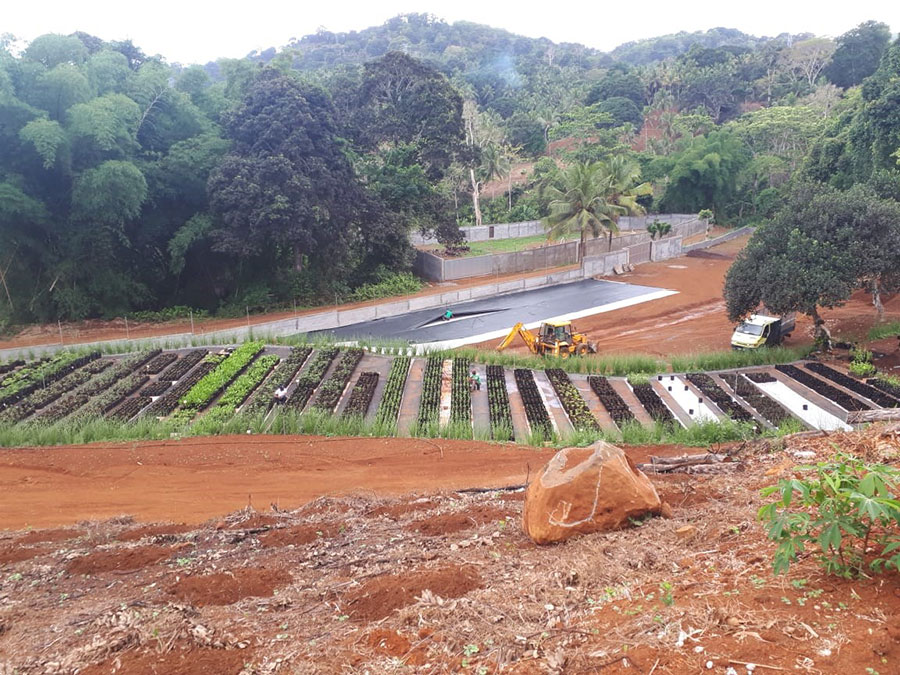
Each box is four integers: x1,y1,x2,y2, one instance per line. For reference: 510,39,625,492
659,502,674,519
522,441,662,545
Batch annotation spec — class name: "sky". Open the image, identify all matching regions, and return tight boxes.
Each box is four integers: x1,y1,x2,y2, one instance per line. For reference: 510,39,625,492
5,0,900,64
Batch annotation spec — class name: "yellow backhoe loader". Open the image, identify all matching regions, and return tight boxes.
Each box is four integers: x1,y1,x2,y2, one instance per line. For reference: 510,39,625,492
497,321,596,358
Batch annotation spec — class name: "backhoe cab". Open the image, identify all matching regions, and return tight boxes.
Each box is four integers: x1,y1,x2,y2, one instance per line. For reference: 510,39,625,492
497,320,596,358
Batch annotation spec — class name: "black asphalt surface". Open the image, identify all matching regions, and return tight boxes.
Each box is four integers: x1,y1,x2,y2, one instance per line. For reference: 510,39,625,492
309,279,669,344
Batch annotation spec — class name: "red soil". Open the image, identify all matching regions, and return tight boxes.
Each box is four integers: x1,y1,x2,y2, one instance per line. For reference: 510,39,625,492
0,545,50,565
167,568,293,607
67,545,180,575
342,564,483,622
409,505,512,536
15,528,84,545
475,234,900,356
0,436,554,530
258,522,340,547
79,647,251,675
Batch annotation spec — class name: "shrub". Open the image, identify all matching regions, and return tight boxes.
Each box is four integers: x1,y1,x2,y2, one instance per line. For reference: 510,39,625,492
758,455,900,577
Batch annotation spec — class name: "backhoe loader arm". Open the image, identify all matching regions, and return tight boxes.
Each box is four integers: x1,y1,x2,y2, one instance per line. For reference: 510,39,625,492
497,322,537,353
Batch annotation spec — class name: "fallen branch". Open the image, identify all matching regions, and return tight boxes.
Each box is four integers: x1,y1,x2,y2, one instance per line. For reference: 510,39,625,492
456,484,526,494
848,409,900,424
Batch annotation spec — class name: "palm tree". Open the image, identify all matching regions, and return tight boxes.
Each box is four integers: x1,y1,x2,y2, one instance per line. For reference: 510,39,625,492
543,159,651,261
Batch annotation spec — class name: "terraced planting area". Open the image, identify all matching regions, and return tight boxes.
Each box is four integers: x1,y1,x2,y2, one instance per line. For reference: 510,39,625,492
1,343,897,445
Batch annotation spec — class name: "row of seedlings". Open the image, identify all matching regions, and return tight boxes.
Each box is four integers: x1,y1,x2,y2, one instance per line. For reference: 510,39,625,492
191,354,281,428
343,372,380,417
775,364,870,412
513,368,552,437
244,347,312,416
720,373,795,427
141,352,178,375
685,373,754,422
416,356,444,429
40,349,160,422
0,356,108,424
0,360,24,376
38,351,159,423
869,377,900,399
587,376,635,428
313,349,365,413
545,368,599,431
176,342,265,419
141,354,218,419
374,356,411,427
138,349,207,398
67,350,163,420
486,365,514,440
804,362,899,408
450,358,472,425
631,379,676,425
0,351,100,410
287,348,339,410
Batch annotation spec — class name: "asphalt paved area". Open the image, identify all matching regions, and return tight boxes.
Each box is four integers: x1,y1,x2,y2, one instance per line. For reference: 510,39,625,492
310,279,673,345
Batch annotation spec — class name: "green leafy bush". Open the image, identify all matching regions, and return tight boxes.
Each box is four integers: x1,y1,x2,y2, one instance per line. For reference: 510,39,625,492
848,360,876,377
180,342,264,410
758,455,900,577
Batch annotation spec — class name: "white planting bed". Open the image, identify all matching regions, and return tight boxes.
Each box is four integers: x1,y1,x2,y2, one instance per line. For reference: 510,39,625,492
667,376,720,423
753,380,851,431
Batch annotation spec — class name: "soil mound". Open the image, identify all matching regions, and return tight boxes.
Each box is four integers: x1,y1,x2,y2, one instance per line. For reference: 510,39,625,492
118,523,192,542
259,522,339,547
168,568,292,606
409,506,510,536
369,499,437,519
0,545,50,565
68,545,177,575
343,564,482,622
79,647,250,675
686,248,731,260
17,528,84,545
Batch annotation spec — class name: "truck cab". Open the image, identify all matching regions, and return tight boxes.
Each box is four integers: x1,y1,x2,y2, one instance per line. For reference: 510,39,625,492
731,314,795,350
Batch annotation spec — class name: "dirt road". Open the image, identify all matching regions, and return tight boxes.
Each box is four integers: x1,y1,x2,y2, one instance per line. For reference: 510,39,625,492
478,235,900,356
0,435,556,529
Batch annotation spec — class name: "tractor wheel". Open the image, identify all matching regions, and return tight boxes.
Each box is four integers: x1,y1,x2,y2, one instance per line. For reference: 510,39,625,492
560,349,570,359
576,343,588,356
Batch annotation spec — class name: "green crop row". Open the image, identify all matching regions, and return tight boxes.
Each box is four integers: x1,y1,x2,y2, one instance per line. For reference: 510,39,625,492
215,354,280,412
0,351,92,406
313,349,364,413
245,347,312,415
375,356,411,427
288,348,339,410
545,368,599,432
416,356,444,427
180,341,264,410
450,358,471,425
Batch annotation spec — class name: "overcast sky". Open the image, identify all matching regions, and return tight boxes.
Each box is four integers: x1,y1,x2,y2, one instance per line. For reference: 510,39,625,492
5,0,899,64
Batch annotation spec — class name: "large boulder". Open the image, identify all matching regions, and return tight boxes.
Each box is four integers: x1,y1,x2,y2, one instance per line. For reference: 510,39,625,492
523,441,661,545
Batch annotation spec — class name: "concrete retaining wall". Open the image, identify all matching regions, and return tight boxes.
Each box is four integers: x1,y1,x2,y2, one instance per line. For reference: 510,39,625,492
411,215,701,246
650,236,684,261
618,214,702,231
583,250,629,276
410,220,544,246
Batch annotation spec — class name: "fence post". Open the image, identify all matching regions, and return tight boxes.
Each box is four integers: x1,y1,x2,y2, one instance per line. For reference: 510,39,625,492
58,320,63,346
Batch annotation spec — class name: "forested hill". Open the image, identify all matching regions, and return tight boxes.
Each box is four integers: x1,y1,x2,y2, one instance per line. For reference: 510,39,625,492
1,16,898,330
609,27,805,65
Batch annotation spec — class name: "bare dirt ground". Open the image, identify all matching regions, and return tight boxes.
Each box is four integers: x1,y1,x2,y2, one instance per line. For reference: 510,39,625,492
1,428,899,673
0,436,558,530
476,235,900,358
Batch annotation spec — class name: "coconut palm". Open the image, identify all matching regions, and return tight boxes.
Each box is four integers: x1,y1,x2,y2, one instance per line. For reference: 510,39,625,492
543,159,651,261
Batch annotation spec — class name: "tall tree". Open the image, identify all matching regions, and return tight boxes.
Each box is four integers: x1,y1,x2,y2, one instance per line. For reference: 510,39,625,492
543,159,650,260
825,21,891,89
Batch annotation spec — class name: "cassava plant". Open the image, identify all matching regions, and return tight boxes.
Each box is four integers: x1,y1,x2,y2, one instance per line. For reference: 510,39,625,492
758,454,900,577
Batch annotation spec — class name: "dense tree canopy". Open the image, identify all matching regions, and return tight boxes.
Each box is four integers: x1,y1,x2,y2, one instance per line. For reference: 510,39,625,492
1,15,898,328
